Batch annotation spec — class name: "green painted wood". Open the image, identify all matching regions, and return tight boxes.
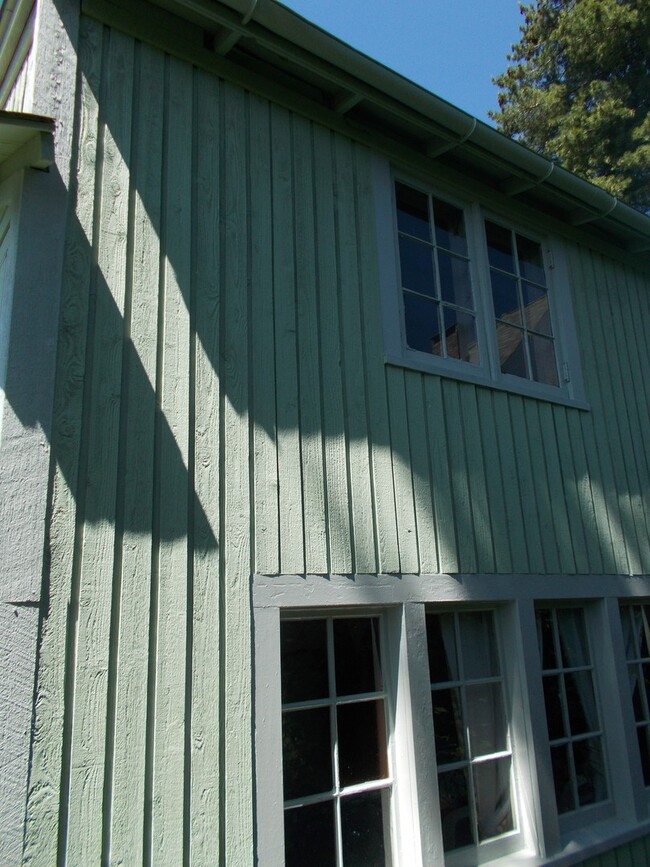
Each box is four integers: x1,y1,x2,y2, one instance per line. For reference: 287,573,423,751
386,366,419,573
508,396,546,574
65,26,134,867
333,135,376,574
552,406,590,575
311,123,352,574
404,371,438,574
109,40,164,866
442,379,477,574
221,80,254,865
534,401,576,575
293,114,328,575
249,94,279,576
459,384,495,574
473,389,512,574
148,53,192,866
188,67,222,866
23,16,103,864
521,401,560,575
271,102,304,576
423,376,459,574
353,145,400,574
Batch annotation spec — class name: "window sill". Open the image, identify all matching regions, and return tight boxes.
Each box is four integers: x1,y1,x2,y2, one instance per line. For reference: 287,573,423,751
480,818,650,867
384,353,591,411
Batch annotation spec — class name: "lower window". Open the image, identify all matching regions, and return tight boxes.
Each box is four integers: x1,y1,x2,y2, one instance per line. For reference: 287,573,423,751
280,616,392,866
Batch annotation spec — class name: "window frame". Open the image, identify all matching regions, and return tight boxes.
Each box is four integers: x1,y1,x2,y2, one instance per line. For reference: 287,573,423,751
373,156,587,409
254,574,650,866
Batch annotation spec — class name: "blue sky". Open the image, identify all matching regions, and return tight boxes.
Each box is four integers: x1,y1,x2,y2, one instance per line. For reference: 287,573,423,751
279,0,525,125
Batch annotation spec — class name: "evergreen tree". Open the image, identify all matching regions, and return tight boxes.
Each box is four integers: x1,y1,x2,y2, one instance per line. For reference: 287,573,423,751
491,0,650,210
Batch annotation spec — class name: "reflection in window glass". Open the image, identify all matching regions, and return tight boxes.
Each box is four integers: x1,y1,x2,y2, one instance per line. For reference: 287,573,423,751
485,220,558,387
426,610,515,852
536,607,608,814
620,604,650,785
281,617,391,866
396,182,479,366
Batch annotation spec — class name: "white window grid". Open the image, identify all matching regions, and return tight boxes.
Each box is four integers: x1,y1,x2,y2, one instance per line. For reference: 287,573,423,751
280,614,393,867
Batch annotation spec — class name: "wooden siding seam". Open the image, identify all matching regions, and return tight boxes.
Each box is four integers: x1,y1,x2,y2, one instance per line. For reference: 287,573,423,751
142,49,171,867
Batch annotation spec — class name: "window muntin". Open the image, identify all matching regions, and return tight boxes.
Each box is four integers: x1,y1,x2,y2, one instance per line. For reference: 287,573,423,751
280,616,392,867
620,603,650,786
395,182,480,365
425,609,515,853
536,607,608,815
485,221,559,387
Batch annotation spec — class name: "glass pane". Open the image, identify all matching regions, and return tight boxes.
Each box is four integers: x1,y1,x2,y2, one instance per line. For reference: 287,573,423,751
573,737,608,806
473,758,514,842
543,675,566,741
281,619,329,703
641,607,650,658
557,608,589,668
465,682,507,756
284,802,336,867
621,606,637,660
497,323,527,378
438,768,473,851
438,252,473,309
536,609,558,670
551,743,575,814
398,236,435,297
341,790,390,867
338,700,388,786
638,726,650,786
395,182,430,241
432,687,466,764
490,271,520,323
426,613,459,684
522,284,551,334
459,611,499,679
529,334,558,386
403,292,442,355
516,234,546,285
629,663,645,721
282,707,332,800
433,197,467,256
485,221,514,273
565,671,598,735
443,308,479,364
334,618,382,696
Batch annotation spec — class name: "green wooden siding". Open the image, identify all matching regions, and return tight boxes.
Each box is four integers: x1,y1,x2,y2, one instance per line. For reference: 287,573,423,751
579,834,650,866
25,15,650,864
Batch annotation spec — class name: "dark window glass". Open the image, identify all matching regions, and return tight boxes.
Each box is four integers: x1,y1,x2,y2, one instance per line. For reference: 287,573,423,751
334,618,382,696
516,234,546,285
490,271,520,323
282,707,332,800
338,700,388,786
497,324,527,378
284,802,336,867
474,758,514,842
433,197,467,256
281,619,329,703
485,221,514,273
395,182,430,241
403,293,442,355
398,236,435,297
438,769,473,851
432,688,466,764
340,791,388,867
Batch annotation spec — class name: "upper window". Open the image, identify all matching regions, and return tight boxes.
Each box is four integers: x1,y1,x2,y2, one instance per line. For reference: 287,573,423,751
376,169,586,407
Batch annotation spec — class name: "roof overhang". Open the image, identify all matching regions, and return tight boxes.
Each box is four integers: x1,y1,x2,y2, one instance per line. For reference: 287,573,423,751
0,110,54,184
85,0,650,261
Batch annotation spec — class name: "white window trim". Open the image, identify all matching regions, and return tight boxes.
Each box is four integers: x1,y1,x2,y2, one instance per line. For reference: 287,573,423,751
372,156,588,410
254,573,650,866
